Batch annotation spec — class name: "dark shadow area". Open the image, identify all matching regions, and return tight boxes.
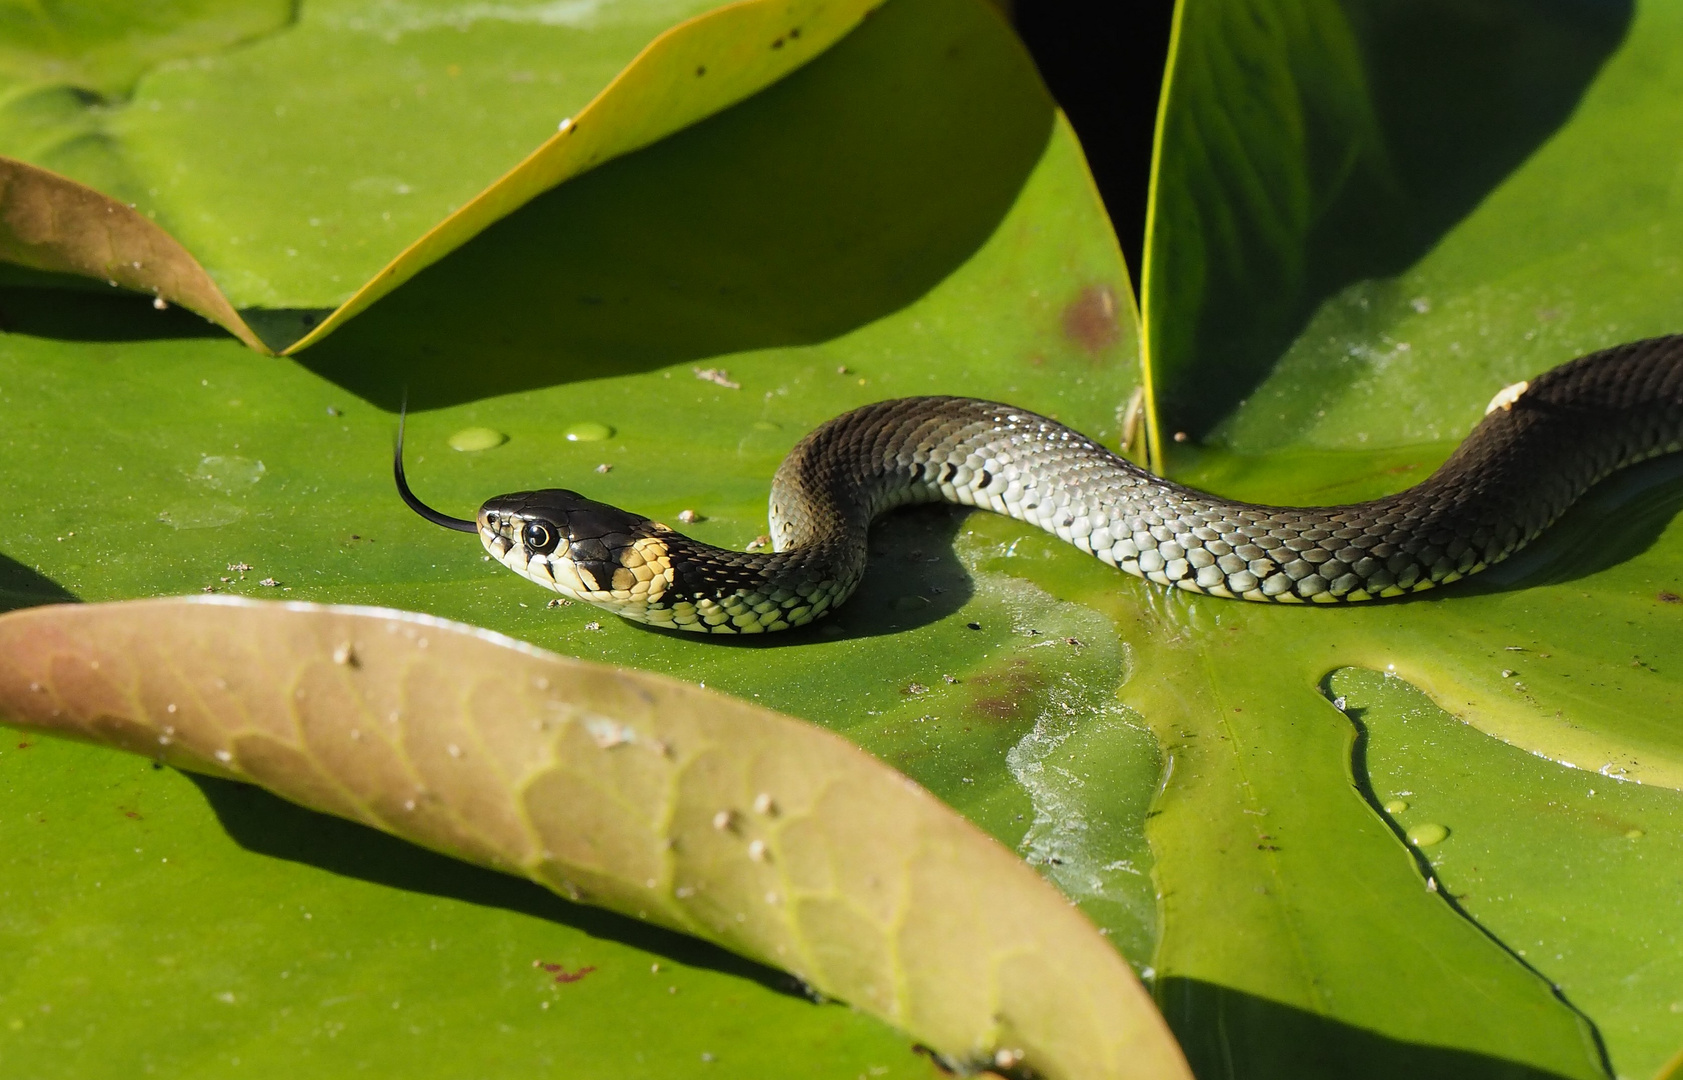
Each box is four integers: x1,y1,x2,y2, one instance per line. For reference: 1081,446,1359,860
295,0,1055,412
1159,976,1598,1080
0,286,226,342
240,307,336,352
0,553,76,613
1013,1,1172,286
1159,0,1633,439
187,772,815,1000
627,503,977,649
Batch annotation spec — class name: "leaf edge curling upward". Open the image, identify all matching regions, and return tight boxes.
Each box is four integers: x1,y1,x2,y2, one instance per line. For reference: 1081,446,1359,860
0,596,1189,1080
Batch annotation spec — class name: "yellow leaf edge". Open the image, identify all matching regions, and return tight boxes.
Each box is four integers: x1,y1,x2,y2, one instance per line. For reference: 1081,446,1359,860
0,0,880,357
282,0,887,355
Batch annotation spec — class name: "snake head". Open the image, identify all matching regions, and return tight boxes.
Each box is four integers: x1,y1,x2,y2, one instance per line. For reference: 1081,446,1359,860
478,489,672,602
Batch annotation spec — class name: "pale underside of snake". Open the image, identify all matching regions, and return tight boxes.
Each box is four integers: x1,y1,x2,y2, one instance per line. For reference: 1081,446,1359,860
396,335,1683,634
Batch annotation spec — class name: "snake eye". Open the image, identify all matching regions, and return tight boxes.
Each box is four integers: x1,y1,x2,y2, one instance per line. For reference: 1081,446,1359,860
522,521,559,555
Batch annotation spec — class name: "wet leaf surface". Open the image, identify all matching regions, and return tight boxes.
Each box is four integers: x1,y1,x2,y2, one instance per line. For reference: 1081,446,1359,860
11,0,1683,1075
1134,1,1683,1076
0,0,1152,1073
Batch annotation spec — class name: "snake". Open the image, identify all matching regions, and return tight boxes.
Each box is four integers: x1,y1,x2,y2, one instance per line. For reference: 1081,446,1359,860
396,335,1683,634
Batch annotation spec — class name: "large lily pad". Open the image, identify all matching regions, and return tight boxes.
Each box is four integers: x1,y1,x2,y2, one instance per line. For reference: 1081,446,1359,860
9,0,1683,1075
0,0,880,349
1133,0,1683,1076
0,0,1154,1073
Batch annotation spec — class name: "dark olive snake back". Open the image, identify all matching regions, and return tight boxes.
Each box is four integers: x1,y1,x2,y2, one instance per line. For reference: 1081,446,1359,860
411,335,1683,633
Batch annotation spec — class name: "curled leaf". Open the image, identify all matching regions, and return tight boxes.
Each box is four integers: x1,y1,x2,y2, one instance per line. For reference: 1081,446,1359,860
286,0,886,353
0,596,1188,1080
0,156,265,351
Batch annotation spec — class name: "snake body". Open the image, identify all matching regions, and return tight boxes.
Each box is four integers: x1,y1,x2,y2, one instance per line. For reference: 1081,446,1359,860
397,335,1683,633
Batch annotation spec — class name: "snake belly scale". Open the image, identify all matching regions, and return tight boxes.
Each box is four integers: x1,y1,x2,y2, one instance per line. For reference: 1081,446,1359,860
396,335,1683,634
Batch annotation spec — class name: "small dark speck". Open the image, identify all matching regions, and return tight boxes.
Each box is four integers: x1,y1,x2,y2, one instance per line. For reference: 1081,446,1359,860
966,621,982,630
790,26,801,37
695,65,706,76
1658,591,1681,604
771,36,784,48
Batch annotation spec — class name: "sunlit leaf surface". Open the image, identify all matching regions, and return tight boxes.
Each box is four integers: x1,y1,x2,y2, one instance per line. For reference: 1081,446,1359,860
0,0,1151,1073
1136,0,1683,1076
0,598,1186,1080
0,0,878,348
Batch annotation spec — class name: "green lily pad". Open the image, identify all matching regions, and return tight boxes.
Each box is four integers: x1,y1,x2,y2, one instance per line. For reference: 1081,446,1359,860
0,0,293,99
1132,0,1683,1076
1331,666,1683,1080
0,0,1156,1073
0,0,881,348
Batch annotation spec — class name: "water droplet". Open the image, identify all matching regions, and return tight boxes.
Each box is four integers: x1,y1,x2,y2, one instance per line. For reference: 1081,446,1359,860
564,421,613,443
1626,828,1645,840
747,839,769,862
1383,799,1408,815
1406,822,1448,847
753,793,776,816
194,454,265,491
448,427,507,452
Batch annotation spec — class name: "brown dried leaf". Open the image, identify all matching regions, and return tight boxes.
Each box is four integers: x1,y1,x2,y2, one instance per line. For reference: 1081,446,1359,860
0,596,1188,1080
0,156,265,352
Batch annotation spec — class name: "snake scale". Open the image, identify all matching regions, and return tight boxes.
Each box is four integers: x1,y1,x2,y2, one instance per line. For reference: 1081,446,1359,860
397,334,1683,634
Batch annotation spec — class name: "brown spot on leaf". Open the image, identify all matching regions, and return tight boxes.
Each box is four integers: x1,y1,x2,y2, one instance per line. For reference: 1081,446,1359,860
965,658,1045,723
1658,591,1681,604
1061,284,1121,355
